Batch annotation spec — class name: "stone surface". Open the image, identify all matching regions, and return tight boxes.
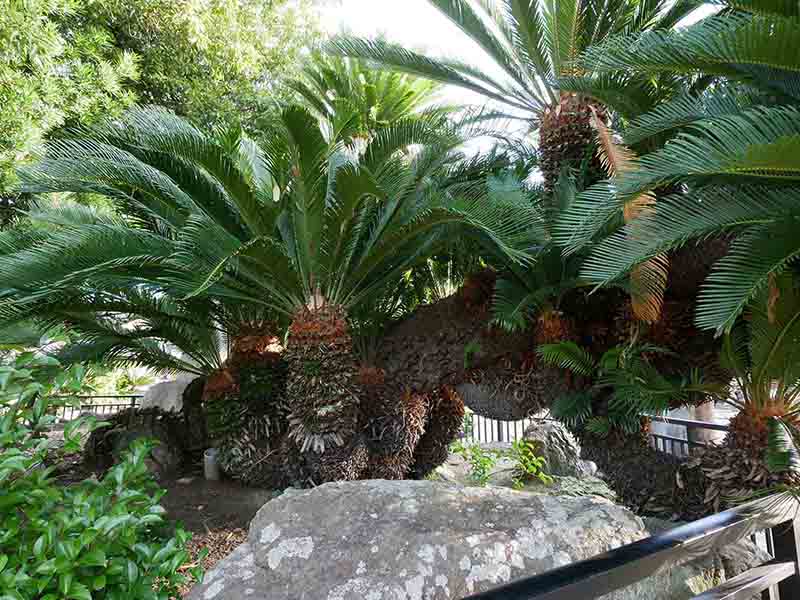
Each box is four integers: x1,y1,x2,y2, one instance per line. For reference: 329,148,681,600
110,422,183,479
523,419,597,478
84,408,188,480
525,475,617,501
433,451,616,501
433,450,516,488
139,375,195,413
189,480,723,600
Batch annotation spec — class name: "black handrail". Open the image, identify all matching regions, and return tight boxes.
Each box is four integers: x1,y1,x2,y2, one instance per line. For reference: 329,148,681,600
648,415,730,432
464,494,800,600
51,395,143,399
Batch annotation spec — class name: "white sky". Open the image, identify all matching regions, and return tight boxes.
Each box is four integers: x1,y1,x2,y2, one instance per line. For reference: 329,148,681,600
319,0,501,108
317,0,718,149
319,0,718,104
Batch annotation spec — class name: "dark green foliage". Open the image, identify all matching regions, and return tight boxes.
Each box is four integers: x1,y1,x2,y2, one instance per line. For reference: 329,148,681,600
540,341,718,437
489,171,590,335
566,0,800,334
0,355,198,599
550,391,594,430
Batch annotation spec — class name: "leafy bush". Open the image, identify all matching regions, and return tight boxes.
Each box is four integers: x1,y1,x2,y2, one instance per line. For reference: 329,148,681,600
540,341,721,437
460,411,474,439
463,341,483,370
509,439,553,490
0,354,199,600
451,441,499,486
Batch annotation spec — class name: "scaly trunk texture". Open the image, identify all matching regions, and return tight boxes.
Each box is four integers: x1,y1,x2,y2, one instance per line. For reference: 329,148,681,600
375,240,730,421
284,303,363,480
207,335,291,484
409,386,466,479
539,93,607,193
727,403,800,457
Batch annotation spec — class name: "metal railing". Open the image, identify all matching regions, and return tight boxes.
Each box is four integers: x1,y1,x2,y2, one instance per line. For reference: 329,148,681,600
52,395,142,421
465,493,800,600
648,415,730,457
462,413,731,451
461,412,534,444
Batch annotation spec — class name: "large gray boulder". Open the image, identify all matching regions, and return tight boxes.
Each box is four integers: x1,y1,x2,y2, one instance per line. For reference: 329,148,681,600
524,419,597,478
84,408,187,480
189,480,728,600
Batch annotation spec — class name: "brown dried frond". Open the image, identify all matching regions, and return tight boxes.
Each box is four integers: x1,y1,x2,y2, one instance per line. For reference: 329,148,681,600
590,109,668,323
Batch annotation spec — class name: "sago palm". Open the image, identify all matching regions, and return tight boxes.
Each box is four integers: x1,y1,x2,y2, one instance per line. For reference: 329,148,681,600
328,0,701,191
288,52,447,144
489,169,587,339
2,106,542,472
538,340,712,437
563,0,800,336
720,275,800,460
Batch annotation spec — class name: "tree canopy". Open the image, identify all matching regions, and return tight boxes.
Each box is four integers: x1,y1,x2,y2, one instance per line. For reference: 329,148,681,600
0,0,321,199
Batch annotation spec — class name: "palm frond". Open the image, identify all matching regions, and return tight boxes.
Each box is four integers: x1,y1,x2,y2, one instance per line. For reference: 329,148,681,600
537,341,596,375
766,417,800,473
696,221,800,333
579,13,800,100
550,391,594,428
326,36,536,113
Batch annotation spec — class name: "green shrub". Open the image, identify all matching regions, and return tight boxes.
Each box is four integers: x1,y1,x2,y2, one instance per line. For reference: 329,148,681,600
463,340,483,370
451,441,499,486
0,354,199,600
509,439,553,490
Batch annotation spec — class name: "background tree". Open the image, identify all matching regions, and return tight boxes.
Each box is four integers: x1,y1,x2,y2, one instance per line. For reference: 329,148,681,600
0,0,139,215
92,0,322,129
1,0,322,225
288,52,446,143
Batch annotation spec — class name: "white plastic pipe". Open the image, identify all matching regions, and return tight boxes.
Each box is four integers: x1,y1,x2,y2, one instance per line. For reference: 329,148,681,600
204,448,221,481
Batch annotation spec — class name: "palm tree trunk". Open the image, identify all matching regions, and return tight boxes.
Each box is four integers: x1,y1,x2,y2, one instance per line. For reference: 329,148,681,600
284,303,364,480
539,93,607,193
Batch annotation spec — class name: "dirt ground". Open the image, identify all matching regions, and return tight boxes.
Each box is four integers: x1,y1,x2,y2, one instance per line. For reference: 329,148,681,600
159,476,277,596
161,476,275,532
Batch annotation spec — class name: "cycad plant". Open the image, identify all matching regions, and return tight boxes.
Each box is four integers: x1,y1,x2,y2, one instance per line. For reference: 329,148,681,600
564,0,800,336
1,105,541,480
538,340,716,438
721,275,800,460
329,0,700,192
288,52,446,144
490,170,589,340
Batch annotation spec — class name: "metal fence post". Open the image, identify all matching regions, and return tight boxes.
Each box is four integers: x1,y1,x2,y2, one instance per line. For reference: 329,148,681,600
770,517,800,599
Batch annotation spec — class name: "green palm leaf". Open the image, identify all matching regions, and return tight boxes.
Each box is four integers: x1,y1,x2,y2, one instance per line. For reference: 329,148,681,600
537,341,596,375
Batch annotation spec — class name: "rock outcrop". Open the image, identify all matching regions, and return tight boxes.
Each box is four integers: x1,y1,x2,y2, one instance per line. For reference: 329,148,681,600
139,375,196,412
523,419,597,478
188,480,736,600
